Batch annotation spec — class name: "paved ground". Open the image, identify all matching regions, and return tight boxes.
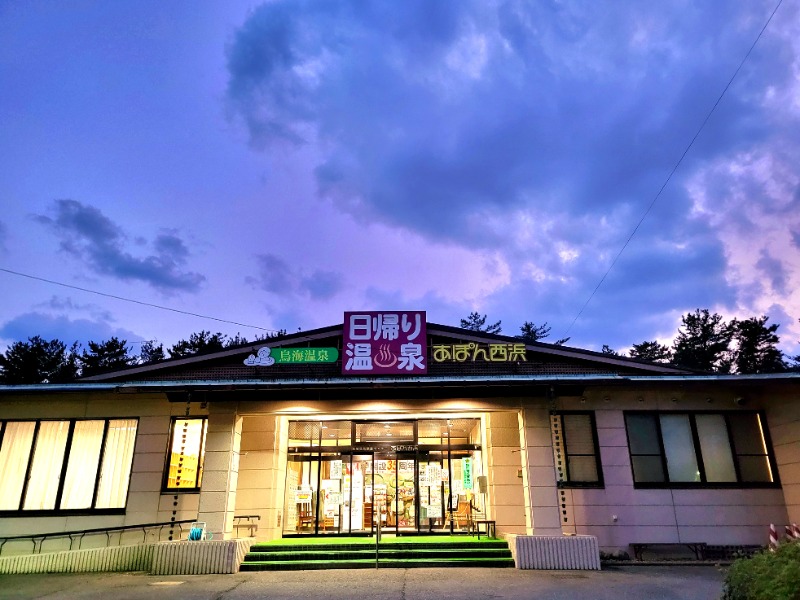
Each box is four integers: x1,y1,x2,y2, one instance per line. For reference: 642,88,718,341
0,566,725,600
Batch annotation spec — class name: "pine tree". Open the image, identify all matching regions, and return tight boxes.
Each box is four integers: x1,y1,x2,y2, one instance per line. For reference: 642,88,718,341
732,316,786,374
169,331,228,358
672,309,734,372
630,341,672,363
0,336,79,384
459,312,502,334
80,337,137,377
139,340,166,364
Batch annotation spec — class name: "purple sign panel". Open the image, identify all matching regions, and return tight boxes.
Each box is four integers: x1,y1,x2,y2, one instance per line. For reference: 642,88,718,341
342,311,427,375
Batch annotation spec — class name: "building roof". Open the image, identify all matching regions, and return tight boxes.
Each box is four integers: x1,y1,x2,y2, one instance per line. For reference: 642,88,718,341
5,321,797,401
78,321,693,384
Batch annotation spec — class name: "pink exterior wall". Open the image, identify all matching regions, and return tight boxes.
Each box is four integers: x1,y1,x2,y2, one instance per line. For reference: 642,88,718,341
560,403,790,553
764,394,800,526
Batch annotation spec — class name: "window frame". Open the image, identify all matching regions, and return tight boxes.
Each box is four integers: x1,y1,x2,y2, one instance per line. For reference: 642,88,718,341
624,410,780,489
0,418,138,517
552,411,604,489
161,416,208,493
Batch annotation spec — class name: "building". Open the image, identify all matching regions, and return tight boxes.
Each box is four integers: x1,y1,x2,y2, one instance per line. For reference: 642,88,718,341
0,311,798,561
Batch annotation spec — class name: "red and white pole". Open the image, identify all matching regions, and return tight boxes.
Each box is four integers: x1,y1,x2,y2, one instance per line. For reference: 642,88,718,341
769,523,779,551
793,523,800,541
786,525,793,542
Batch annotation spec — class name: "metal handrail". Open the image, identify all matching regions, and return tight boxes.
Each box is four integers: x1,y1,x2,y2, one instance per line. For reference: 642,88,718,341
0,519,195,556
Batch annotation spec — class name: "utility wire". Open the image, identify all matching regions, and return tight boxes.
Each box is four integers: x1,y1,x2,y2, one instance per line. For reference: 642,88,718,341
0,266,279,333
562,0,784,340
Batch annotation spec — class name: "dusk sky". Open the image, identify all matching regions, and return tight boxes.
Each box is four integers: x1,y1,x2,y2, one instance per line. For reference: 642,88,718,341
1,1,799,358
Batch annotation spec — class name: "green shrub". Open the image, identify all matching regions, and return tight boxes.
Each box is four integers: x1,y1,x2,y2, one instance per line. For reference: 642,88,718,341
722,540,800,600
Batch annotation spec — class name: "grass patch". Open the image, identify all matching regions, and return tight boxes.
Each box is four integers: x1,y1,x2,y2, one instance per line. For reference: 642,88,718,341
256,535,500,546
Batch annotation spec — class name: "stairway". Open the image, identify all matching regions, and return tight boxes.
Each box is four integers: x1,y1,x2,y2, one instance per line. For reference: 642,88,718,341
240,538,515,571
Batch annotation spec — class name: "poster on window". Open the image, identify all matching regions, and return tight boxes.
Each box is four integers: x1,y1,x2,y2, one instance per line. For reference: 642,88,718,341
427,505,442,518
330,460,342,480
373,483,387,504
426,463,441,483
462,457,473,489
419,468,429,486
342,311,427,375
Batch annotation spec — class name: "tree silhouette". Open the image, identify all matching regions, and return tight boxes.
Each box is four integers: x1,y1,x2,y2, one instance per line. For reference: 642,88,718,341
517,321,569,345
139,340,166,364
629,341,672,363
459,312,502,334
732,316,786,374
672,309,734,372
80,337,137,377
168,331,228,358
225,330,286,347
0,336,79,384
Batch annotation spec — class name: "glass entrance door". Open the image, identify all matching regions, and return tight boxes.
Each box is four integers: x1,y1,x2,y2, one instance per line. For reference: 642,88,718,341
343,454,372,533
282,418,484,536
418,452,446,531
373,452,417,532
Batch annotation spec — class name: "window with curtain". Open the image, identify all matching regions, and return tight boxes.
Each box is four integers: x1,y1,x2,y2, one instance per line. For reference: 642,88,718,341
163,417,208,490
0,418,138,513
624,412,777,487
552,412,603,487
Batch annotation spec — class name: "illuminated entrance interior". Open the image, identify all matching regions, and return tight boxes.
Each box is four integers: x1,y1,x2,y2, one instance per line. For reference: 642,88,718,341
283,418,483,535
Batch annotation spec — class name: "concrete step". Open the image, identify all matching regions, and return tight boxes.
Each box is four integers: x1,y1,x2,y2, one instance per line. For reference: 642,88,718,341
241,539,515,571
245,548,512,562
240,557,516,571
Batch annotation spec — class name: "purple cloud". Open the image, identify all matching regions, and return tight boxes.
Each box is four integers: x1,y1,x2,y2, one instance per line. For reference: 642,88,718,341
247,253,344,301
35,200,205,292
0,311,143,349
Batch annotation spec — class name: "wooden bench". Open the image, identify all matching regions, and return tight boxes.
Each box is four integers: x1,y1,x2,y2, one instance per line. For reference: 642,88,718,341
233,515,260,537
631,542,707,561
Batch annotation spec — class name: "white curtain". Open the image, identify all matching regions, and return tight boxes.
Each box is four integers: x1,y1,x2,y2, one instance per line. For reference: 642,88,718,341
0,422,36,510
660,415,700,482
95,419,137,508
695,414,737,482
60,420,105,509
23,421,70,510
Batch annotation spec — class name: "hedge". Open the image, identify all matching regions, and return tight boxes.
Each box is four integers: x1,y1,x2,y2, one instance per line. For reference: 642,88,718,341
722,540,800,600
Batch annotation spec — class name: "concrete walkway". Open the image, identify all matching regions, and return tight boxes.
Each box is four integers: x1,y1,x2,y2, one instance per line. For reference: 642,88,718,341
0,565,725,600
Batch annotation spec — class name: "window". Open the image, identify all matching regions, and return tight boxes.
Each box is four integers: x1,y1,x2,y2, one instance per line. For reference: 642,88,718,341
0,418,138,514
552,412,603,487
624,412,777,487
163,417,208,490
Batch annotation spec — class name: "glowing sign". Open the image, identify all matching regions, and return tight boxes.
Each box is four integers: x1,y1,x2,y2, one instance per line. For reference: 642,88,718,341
342,311,427,375
244,346,338,366
431,343,527,363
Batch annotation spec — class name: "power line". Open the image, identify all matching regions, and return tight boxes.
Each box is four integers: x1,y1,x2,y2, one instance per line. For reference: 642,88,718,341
562,0,784,340
0,266,279,333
